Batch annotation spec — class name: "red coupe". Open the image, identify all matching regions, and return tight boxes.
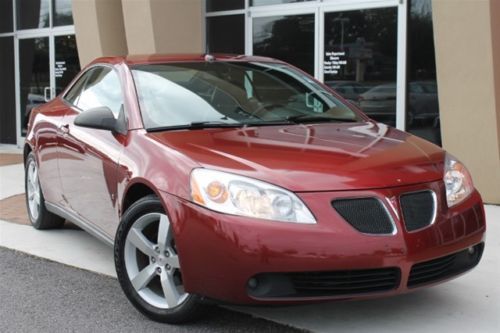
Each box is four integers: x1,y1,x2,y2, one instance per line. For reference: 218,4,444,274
24,54,486,323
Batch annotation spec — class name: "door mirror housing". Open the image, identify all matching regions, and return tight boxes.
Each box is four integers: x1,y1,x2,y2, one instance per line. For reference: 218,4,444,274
74,106,127,135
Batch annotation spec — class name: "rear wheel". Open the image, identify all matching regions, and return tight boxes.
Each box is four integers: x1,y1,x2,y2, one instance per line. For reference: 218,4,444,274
114,195,202,323
24,152,64,229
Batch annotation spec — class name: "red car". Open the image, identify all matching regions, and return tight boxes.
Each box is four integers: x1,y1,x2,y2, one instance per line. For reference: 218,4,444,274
24,54,486,323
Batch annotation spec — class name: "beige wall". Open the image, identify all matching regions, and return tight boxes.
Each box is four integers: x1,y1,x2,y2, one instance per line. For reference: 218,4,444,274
433,0,500,204
73,0,128,66
122,0,203,54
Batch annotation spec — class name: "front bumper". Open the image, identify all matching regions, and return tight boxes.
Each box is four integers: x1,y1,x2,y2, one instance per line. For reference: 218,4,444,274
159,181,486,304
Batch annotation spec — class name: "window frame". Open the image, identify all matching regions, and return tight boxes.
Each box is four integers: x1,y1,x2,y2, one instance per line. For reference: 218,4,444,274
62,63,127,120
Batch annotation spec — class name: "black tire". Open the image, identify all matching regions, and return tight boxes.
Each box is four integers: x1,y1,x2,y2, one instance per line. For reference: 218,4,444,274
114,195,203,324
24,152,65,229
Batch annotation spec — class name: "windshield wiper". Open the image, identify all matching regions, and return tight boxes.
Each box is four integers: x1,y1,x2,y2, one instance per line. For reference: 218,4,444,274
147,121,245,132
286,114,358,124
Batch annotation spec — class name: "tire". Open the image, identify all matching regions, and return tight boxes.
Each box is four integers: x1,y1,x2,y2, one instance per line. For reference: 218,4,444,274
114,195,202,324
24,152,65,229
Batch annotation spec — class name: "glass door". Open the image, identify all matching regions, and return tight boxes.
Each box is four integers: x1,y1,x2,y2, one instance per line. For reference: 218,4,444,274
17,32,80,138
18,36,50,136
321,5,399,126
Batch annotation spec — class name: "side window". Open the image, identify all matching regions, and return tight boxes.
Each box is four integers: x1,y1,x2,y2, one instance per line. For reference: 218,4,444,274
75,67,124,118
64,70,92,105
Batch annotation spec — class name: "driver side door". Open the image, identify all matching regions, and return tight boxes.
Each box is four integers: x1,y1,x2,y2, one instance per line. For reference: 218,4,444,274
58,65,127,238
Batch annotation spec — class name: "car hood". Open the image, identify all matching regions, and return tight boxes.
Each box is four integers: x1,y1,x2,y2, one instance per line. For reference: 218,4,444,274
149,122,444,192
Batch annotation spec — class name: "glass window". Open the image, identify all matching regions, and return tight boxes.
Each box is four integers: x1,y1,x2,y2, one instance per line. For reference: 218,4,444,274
16,0,50,30
54,35,80,94
323,8,398,126
0,37,16,143
0,0,13,33
76,67,124,117
206,0,244,12
19,37,50,134
52,0,74,26
207,15,245,54
407,0,441,145
253,14,315,75
251,0,314,6
64,69,91,105
132,62,361,130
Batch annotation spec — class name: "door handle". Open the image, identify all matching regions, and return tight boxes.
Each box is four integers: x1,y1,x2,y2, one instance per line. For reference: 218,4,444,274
44,87,52,102
59,124,69,135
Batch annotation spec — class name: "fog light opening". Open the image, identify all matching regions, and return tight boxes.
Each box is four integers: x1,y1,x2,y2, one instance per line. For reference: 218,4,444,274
467,246,475,255
248,278,258,290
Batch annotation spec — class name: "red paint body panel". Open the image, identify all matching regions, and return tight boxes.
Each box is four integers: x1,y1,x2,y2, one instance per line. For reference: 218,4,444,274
25,54,486,304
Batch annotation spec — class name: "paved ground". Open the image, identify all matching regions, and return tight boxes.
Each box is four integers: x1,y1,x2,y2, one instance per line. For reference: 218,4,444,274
0,247,302,333
1,146,499,332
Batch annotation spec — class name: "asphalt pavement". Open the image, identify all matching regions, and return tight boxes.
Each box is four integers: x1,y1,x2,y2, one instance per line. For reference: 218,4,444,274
0,247,303,333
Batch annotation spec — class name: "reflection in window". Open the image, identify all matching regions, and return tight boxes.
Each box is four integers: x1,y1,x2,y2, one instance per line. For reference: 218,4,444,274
0,0,13,33
53,0,74,26
77,68,124,117
407,0,441,145
251,0,314,6
323,8,398,126
206,0,244,12
207,15,245,54
253,14,315,75
19,37,50,134
55,35,80,94
16,0,50,30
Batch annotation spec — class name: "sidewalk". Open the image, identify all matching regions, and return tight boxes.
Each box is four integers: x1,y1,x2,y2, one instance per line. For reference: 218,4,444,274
1,153,499,333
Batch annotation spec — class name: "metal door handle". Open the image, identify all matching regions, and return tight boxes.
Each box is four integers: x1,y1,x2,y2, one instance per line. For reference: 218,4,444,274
44,87,51,102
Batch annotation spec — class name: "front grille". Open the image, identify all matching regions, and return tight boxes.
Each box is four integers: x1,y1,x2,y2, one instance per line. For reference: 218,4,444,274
400,191,436,231
332,198,394,234
248,268,400,299
408,243,484,288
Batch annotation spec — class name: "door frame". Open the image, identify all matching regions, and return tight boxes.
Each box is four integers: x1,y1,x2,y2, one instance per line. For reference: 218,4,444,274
15,26,76,146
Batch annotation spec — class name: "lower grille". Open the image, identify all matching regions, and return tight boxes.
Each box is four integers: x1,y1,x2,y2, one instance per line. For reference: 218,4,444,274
332,198,394,234
408,243,484,288
248,268,400,299
400,190,436,231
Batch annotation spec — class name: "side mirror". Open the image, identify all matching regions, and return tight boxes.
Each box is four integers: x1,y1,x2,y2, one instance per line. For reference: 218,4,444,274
74,106,127,135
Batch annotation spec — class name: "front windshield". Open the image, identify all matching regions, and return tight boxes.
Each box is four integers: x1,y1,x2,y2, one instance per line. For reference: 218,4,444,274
131,61,363,130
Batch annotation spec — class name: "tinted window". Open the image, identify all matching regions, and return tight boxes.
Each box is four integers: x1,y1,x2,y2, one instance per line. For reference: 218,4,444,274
0,37,16,143
0,0,13,33
407,0,441,145
207,15,245,54
324,8,398,126
75,67,124,117
64,69,93,105
53,0,74,26
206,0,244,12
16,0,50,30
253,14,315,75
132,62,361,130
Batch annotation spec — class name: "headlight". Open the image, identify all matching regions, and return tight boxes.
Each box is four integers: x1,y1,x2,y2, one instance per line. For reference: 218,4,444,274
190,168,316,224
444,153,474,207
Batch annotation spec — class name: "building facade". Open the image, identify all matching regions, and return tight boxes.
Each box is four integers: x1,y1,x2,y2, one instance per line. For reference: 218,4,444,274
0,0,498,203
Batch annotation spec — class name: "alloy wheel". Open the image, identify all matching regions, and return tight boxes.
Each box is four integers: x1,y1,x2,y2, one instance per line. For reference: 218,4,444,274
26,159,41,220
124,212,188,309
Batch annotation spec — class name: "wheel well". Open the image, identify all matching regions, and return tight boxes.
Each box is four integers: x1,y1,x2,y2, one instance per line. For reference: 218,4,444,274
121,183,156,215
23,144,32,165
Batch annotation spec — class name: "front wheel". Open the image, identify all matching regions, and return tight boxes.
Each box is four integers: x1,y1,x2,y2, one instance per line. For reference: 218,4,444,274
114,195,202,324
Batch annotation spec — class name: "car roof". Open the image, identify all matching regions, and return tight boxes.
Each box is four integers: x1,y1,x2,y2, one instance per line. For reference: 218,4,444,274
88,54,285,66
